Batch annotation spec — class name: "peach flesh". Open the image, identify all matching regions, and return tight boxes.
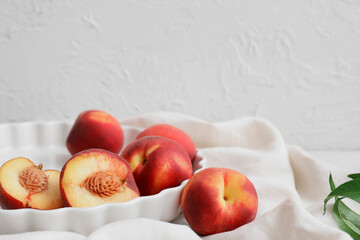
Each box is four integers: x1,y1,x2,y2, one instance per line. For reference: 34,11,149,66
60,149,140,208
0,158,63,210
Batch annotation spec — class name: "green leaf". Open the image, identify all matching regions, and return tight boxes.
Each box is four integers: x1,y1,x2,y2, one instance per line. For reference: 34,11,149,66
349,174,360,180
329,172,336,192
333,199,360,240
324,173,337,214
338,200,360,229
324,178,360,214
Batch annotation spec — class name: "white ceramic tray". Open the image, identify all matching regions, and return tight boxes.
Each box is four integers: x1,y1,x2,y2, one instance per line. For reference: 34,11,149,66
0,122,206,235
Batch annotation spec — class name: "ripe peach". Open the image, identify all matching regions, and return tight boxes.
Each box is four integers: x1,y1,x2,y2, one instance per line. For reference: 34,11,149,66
120,136,193,196
66,110,124,155
136,124,197,161
60,149,140,208
181,167,258,235
0,157,63,210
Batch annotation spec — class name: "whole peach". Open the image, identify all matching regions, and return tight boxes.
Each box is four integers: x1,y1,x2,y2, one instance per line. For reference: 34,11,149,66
66,110,124,155
121,136,193,196
181,167,258,235
136,124,197,162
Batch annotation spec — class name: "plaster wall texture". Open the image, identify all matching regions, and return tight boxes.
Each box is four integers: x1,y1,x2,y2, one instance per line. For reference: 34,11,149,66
0,0,359,150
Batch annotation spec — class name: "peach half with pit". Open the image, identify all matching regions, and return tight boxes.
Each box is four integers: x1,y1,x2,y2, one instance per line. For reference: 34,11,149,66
60,149,140,208
66,110,124,155
0,157,63,210
120,136,193,196
181,167,258,235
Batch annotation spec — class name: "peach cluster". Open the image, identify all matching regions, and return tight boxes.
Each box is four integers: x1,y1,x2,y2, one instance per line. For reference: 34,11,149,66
0,110,258,235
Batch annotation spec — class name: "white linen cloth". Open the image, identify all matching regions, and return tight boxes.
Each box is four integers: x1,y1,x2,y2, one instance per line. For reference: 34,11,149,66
0,112,354,240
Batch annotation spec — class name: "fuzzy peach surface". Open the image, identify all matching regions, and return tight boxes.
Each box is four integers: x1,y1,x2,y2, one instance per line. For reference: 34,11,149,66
181,168,258,236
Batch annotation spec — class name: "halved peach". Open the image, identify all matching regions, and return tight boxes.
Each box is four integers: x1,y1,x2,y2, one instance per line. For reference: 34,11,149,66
60,149,140,208
0,157,63,210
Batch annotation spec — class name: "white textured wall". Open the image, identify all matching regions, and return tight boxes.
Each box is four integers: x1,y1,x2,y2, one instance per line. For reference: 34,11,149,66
0,0,359,150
